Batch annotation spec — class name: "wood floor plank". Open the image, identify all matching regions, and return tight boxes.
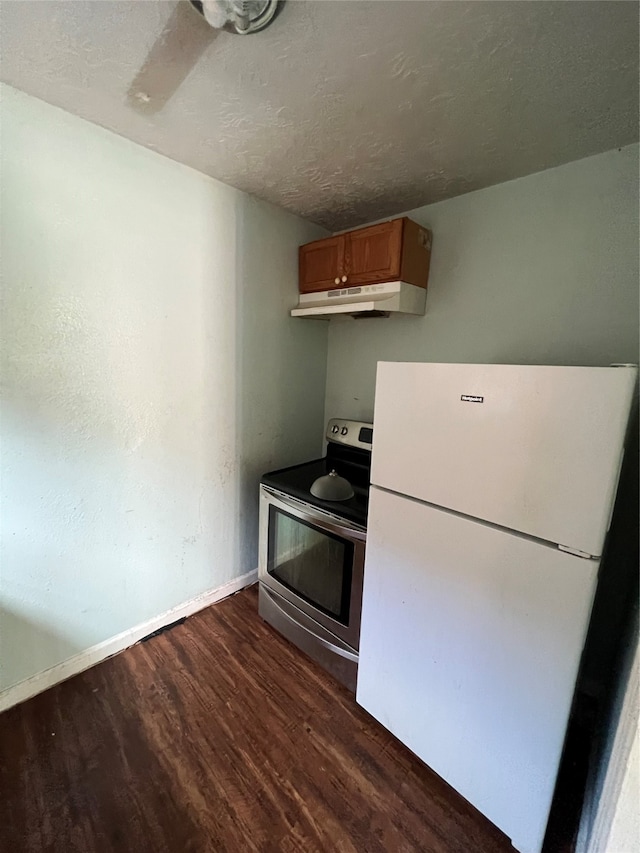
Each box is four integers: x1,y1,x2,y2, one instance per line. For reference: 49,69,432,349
0,585,515,853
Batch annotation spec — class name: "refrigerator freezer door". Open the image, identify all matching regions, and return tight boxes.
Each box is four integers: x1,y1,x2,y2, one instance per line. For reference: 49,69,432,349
371,363,636,557
357,486,599,853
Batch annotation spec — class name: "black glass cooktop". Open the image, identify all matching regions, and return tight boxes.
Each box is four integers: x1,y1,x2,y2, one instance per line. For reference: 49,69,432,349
261,447,370,528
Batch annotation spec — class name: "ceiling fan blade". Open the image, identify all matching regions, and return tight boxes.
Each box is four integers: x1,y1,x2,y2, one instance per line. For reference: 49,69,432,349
127,1,217,115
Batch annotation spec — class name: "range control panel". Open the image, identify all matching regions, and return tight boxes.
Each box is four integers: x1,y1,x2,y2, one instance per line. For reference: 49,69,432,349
326,419,374,450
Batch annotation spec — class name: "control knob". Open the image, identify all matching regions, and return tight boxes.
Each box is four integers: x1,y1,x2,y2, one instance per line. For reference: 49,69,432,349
331,424,339,434
340,426,348,435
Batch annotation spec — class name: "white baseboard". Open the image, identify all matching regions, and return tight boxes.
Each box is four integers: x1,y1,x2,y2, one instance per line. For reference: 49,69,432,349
0,569,258,714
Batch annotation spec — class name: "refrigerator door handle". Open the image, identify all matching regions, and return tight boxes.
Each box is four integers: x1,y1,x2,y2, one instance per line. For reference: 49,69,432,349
558,544,595,559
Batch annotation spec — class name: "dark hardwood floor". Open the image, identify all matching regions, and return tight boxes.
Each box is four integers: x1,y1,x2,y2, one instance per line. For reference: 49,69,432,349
1,585,520,852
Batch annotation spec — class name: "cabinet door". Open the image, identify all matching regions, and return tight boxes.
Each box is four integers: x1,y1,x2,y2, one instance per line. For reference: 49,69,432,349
299,236,344,293
344,219,403,285
357,486,598,853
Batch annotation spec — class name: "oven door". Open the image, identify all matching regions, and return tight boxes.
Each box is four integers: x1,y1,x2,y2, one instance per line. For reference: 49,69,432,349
259,485,366,651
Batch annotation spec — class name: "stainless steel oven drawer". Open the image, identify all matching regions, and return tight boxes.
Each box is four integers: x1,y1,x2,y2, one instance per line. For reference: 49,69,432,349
259,584,358,693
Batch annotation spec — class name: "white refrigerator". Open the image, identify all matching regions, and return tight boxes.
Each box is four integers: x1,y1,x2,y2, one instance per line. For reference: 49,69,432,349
356,363,637,853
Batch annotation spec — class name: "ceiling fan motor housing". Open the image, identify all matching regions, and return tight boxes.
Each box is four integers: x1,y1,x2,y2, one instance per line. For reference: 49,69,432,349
191,0,280,35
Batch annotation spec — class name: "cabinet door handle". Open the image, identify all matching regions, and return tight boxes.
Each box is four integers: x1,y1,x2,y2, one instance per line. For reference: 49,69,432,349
341,275,348,283
334,277,340,285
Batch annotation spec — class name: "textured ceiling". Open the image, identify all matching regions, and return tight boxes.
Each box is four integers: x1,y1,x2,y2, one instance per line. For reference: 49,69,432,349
1,1,638,230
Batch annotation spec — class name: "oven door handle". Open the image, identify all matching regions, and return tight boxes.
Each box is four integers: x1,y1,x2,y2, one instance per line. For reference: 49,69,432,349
262,487,366,542
262,587,359,663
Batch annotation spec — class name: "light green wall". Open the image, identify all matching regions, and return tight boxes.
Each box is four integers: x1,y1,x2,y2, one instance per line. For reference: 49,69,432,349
0,85,328,691
324,144,639,423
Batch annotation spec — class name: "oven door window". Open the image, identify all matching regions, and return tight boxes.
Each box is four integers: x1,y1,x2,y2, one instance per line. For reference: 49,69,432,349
267,507,353,625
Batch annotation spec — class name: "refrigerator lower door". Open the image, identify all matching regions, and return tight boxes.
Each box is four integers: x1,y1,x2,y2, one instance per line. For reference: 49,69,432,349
357,486,599,853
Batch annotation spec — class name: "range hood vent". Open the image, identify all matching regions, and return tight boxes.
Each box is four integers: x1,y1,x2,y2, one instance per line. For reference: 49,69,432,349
291,281,426,320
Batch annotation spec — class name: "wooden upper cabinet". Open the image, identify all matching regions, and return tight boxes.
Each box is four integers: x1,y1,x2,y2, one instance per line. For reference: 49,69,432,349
299,236,345,293
344,220,403,285
298,218,432,294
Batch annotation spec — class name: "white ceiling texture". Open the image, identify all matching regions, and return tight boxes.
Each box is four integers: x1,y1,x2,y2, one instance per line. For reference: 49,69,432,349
1,1,638,230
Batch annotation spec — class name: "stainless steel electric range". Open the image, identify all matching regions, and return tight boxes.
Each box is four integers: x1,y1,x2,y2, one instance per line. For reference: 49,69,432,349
258,419,373,693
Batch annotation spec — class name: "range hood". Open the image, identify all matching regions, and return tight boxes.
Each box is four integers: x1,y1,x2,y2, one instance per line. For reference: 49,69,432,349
291,281,426,319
